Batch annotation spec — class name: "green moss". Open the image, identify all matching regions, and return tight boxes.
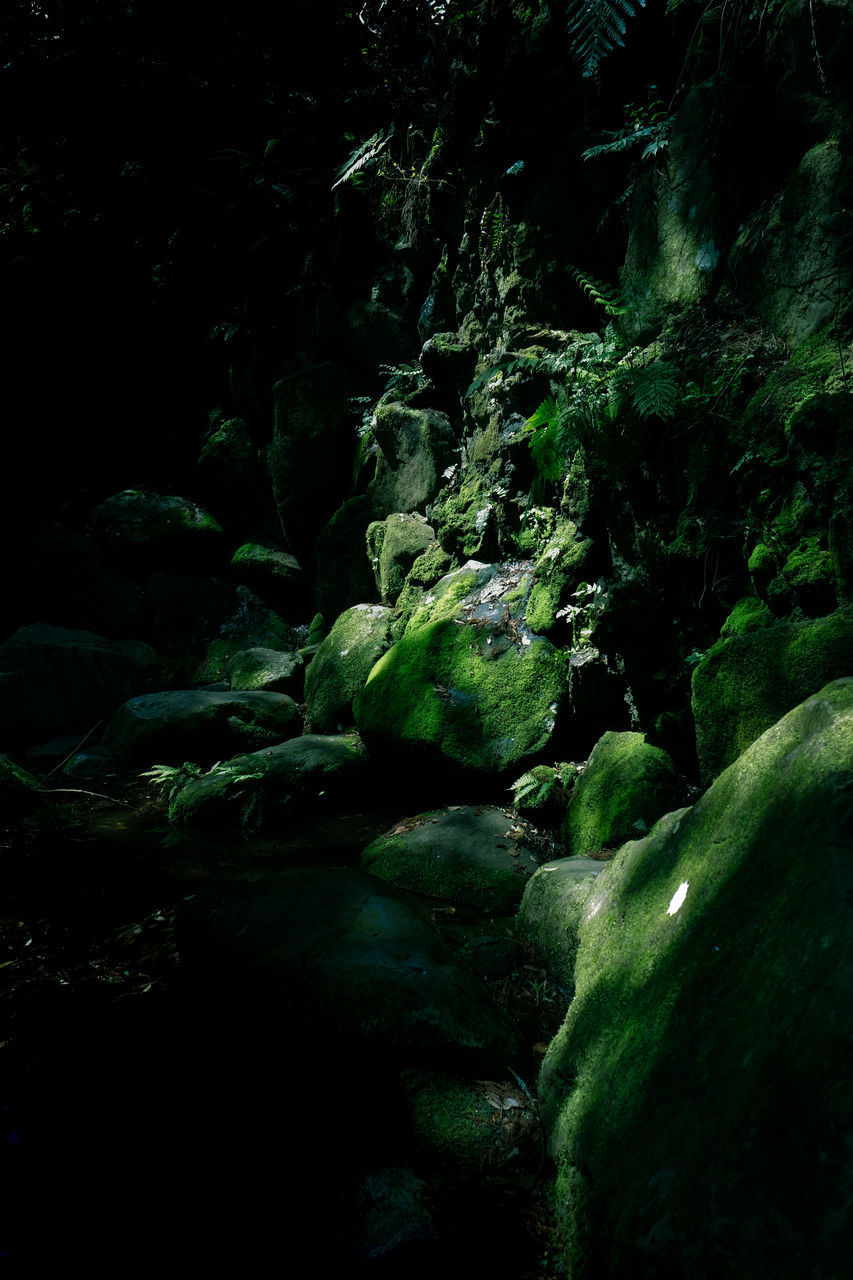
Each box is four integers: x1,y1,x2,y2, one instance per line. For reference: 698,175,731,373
354,617,566,774
392,541,455,637
366,513,436,605
540,679,853,1279
782,531,835,594
720,596,773,637
563,731,683,855
691,608,853,781
304,604,395,732
404,562,496,635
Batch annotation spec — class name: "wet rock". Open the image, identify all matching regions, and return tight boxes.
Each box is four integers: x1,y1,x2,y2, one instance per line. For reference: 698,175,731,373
361,805,546,913
104,688,300,765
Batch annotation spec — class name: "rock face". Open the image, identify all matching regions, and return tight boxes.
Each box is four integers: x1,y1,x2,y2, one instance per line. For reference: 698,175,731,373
361,805,546,913
169,733,370,829
176,867,520,1070
104,688,300,764
368,403,456,517
691,608,853,782
90,490,224,567
539,680,853,1280
0,624,164,746
304,604,395,732
516,856,610,987
562,730,683,854
226,646,304,697
354,615,566,776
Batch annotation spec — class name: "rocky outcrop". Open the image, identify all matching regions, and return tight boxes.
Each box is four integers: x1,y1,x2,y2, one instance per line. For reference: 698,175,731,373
104,688,300,764
304,603,395,733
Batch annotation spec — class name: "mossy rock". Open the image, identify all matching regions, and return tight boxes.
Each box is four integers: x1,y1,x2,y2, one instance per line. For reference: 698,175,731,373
361,805,545,913
720,595,773,638
354,616,566,776
526,517,597,635
195,417,280,543
515,855,612,989
367,402,456,518
391,542,455,638
304,604,395,733
169,733,370,830
366,514,436,605
229,543,304,610
91,490,224,568
104,689,301,765
226,647,304,698
563,731,683,855
401,1069,540,1189
540,679,853,1279
692,608,853,782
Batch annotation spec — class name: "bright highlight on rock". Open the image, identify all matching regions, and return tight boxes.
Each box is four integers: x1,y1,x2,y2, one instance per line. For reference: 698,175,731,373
667,881,689,916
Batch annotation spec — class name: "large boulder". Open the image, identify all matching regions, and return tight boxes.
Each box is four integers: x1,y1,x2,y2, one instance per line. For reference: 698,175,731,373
354,616,566,776
304,604,395,733
361,805,547,914
515,855,611,988
692,608,853,781
0,624,164,748
104,689,300,764
169,733,370,830
367,402,456,517
366,513,437,606
562,730,683,855
176,867,520,1071
90,490,224,569
229,543,305,612
539,679,853,1279
226,647,304,698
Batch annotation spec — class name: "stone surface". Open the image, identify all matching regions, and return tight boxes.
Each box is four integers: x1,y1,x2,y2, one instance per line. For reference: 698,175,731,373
366,513,436,606
229,542,304,610
304,604,395,733
515,856,611,988
226,646,304,697
540,679,853,1280
90,489,224,567
562,730,683,854
104,688,300,764
368,402,456,517
169,733,371,829
692,607,853,781
361,805,545,913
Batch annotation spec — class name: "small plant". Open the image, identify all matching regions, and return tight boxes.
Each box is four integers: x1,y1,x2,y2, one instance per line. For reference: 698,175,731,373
511,762,577,809
568,265,627,317
556,578,608,650
141,761,206,808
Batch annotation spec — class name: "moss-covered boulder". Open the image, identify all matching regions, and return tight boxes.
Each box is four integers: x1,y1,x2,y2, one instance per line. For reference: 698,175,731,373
354,615,566,776
515,856,610,989
401,1069,541,1189
304,604,395,732
390,541,455,638
91,490,224,568
366,514,436,606
367,402,456,517
169,733,370,830
692,608,853,782
361,805,545,913
0,624,165,747
525,517,597,636
194,416,280,543
226,647,304,698
229,543,304,611
563,731,683,855
176,867,520,1071
104,689,300,765
539,679,853,1280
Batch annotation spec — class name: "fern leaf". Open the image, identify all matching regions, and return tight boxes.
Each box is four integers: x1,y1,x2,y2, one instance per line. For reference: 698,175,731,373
568,265,627,317
623,361,679,419
331,126,394,190
566,0,646,78
581,122,664,162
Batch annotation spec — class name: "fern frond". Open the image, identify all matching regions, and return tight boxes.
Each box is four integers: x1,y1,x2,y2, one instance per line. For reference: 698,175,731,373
566,0,646,78
614,361,679,419
568,265,627,317
581,122,664,162
331,126,394,190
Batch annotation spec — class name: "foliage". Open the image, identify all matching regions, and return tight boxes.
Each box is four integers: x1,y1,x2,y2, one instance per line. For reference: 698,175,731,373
141,761,207,809
480,194,510,265
568,265,627,317
612,359,679,419
511,761,577,808
566,0,647,78
556,578,608,649
331,126,395,190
